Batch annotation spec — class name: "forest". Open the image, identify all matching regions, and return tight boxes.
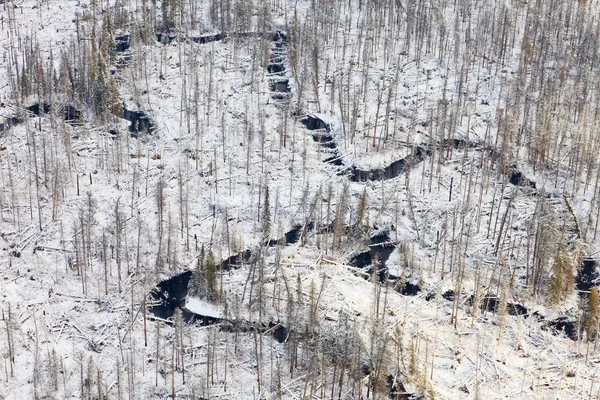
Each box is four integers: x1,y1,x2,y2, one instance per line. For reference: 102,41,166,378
2,0,600,398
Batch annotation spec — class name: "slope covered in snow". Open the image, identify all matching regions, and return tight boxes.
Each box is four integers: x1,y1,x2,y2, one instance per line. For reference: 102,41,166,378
2,0,600,399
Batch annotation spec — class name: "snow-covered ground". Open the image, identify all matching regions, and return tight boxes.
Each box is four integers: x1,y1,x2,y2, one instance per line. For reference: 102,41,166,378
1,0,600,399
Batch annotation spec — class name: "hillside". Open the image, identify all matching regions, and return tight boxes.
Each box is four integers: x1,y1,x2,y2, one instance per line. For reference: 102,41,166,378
1,0,600,399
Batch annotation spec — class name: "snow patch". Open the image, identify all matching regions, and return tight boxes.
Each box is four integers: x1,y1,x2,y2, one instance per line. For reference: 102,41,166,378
184,296,221,319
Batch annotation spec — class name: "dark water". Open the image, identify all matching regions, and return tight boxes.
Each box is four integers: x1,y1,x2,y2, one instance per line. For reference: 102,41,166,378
508,167,536,189
300,115,330,132
155,32,226,45
28,103,51,116
115,35,130,52
350,147,427,182
64,104,82,122
27,103,82,123
269,79,290,93
400,281,421,296
268,30,289,100
0,116,22,134
190,33,224,44
220,250,253,270
148,269,289,343
268,63,284,74
478,295,529,316
123,108,155,134
349,231,397,282
268,222,316,246
149,270,192,320
298,115,345,166
577,259,598,294
543,316,579,341
155,32,177,43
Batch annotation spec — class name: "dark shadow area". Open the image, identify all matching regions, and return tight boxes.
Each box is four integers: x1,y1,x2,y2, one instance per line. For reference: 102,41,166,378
543,317,579,341
0,116,23,134
397,281,421,296
349,231,396,283
350,147,427,182
387,374,415,400
27,103,82,124
577,258,598,295
190,33,224,44
220,249,253,271
468,295,529,316
508,166,536,189
123,107,155,134
271,80,290,93
115,34,130,52
149,270,192,320
155,32,178,44
300,115,331,132
149,270,290,343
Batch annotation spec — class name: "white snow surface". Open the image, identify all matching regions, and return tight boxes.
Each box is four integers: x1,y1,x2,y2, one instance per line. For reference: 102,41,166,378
184,296,221,319
0,0,600,399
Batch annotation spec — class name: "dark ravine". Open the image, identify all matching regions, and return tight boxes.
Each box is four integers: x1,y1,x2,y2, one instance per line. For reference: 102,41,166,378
150,239,586,347
293,113,582,345
149,222,314,332
577,258,598,295
350,146,427,182
122,107,155,134
0,116,22,134
298,113,428,179
149,270,193,320
27,102,83,123
155,31,226,45
267,222,316,247
346,231,424,296
148,270,289,343
297,114,536,189
268,31,290,100
349,231,398,283
543,316,579,342
115,34,130,53
298,114,344,166
219,249,253,271
477,295,529,316
508,165,536,189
